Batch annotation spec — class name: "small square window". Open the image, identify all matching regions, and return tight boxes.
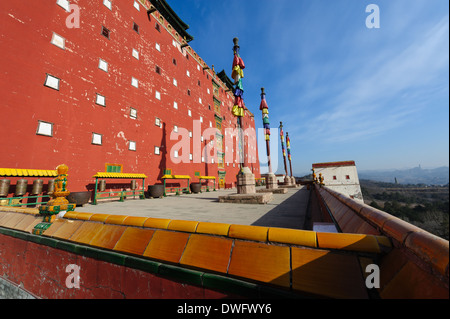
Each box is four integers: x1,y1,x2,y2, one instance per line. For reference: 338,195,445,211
51,32,65,49
173,125,178,133
133,22,139,34
92,133,102,145
98,59,108,72
346,175,350,180
155,117,161,127
44,74,60,90
101,26,110,39
156,23,161,32
187,89,191,96
133,1,140,11
56,0,70,12
96,93,106,106
173,101,178,109
36,121,53,137
103,0,112,10
129,141,136,151
132,48,139,60
173,58,177,66
155,43,161,51
333,176,337,180
155,91,161,100
155,146,160,155
130,108,137,119
155,65,161,74
131,77,139,88
198,80,201,86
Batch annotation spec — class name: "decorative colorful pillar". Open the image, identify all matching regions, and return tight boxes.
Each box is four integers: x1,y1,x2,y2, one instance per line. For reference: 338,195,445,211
286,132,295,185
231,37,255,194
260,88,277,189
33,164,75,235
279,122,291,185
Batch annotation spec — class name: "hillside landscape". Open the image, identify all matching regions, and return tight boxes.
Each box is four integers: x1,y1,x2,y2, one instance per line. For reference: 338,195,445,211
361,180,449,240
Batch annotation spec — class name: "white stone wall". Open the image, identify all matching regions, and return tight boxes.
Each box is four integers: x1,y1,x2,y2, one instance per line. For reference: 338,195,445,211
315,165,364,202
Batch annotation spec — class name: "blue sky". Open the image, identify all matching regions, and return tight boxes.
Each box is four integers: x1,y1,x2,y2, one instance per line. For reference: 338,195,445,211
168,0,449,175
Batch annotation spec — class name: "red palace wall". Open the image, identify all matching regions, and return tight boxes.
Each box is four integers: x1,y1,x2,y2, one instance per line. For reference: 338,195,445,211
0,0,261,193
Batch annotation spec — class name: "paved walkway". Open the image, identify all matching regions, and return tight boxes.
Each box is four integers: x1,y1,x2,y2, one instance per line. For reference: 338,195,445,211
75,186,310,230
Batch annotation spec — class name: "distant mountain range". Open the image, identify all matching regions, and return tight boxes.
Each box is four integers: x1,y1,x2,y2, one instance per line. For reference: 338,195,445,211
358,166,449,185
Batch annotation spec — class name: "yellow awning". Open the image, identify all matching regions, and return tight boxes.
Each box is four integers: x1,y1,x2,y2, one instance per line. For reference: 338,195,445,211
93,172,147,179
161,175,191,180
0,168,57,177
199,176,216,180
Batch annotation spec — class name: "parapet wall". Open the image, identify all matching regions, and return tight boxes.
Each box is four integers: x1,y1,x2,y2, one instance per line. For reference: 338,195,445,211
314,184,449,298
1,206,392,299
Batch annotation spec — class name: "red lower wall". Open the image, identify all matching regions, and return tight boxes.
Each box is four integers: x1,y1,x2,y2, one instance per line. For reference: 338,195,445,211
0,232,230,299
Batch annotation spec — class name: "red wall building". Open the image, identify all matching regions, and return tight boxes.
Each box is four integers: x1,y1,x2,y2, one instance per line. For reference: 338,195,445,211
0,0,261,194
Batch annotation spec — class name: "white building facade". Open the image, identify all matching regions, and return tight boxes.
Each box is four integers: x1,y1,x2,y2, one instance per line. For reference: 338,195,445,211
313,161,364,202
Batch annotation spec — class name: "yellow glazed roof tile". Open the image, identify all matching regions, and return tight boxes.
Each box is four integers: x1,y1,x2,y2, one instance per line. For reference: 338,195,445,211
228,224,269,242
268,228,317,247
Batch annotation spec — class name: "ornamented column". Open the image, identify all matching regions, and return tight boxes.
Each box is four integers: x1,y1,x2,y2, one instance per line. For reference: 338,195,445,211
279,122,291,185
260,88,277,189
231,37,255,194
286,132,295,185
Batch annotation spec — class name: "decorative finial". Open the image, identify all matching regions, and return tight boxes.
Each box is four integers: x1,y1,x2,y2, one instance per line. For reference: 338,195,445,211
261,87,265,95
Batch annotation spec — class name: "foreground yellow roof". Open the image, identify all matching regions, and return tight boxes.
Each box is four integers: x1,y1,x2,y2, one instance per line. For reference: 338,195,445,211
93,172,147,179
0,168,57,177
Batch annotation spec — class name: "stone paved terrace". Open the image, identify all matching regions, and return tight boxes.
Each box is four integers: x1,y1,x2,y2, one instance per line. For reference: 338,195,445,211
73,187,309,230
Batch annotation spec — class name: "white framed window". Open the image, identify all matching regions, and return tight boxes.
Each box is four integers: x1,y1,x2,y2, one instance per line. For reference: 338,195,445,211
189,154,193,161
155,146,160,155
98,59,108,72
155,117,161,127
103,0,112,10
129,141,136,151
130,108,137,119
186,70,190,77
44,74,60,90
197,65,200,71
188,109,192,117
92,133,102,145
173,125,178,133
199,98,202,104
51,32,65,49
96,94,105,106
207,88,210,94
56,0,70,12
173,78,177,87
131,77,138,88
174,150,179,158
132,48,139,60
36,121,53,137
155,43,161,51
133,0,140,11
155,91,161,100
173,101,178,109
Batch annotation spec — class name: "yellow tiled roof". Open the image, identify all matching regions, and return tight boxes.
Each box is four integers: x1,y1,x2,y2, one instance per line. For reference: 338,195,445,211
199,176,216,180
93,172,147,179
0,168,57,177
